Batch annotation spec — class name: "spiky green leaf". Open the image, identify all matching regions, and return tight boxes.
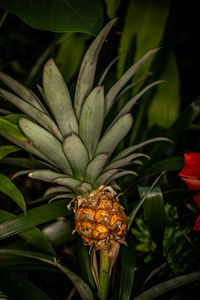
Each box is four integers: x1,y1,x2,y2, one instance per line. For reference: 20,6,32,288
84,153,109,182
95,169,119,186
79,86,104,158
0,88,63,141
0,71,47,112
53,177,82,191
76,183,92,194
28,170,69,183
105,48,160,115
43,58,78,136
74,20,115,119
107,81,164,130
113,137,172,161
19,118,72,174
63,133,89,179
107,170,137,183
104,153,150,171
44,186,72,196
95,114,133,156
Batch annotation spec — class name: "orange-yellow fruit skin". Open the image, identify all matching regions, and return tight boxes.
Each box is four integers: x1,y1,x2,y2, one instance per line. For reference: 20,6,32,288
73,186,127,248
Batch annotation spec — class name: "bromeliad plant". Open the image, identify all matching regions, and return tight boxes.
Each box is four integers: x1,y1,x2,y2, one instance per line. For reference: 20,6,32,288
0,20,166,299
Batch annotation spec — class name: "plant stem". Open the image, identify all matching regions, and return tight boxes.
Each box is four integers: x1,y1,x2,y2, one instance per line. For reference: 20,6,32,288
99,249,110,300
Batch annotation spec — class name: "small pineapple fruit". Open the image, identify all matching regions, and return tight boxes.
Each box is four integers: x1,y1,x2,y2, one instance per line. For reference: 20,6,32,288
71,185,127,250
0,20,162,269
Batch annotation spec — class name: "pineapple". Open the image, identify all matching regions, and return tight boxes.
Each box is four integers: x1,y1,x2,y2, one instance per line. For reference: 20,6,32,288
0,20,163,291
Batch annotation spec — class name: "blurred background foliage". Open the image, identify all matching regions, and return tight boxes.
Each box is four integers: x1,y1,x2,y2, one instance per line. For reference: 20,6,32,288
1,0,200,299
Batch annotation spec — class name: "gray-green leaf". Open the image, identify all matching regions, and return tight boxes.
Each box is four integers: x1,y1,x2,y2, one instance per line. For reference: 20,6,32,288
43,58,78,137
95,114,133,156
79,86,104,159
19,118,72,174
63,133,89,179
74,20,115,119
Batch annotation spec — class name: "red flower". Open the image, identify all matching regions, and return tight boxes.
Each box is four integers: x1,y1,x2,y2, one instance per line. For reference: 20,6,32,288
178,153,200,190
178,153,200,231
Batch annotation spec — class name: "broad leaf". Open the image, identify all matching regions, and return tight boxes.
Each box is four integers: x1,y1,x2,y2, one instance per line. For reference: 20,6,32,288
148,51,180,128
139,186,166,244
0,174,26,213
105,0,121,19
0,0,103,35
117,0,169,89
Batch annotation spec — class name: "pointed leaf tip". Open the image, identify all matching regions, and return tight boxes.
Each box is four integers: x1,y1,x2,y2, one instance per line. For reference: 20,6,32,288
43,58,78,136
74,20,115,119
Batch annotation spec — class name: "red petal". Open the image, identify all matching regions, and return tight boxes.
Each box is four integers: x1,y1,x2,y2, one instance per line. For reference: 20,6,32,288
179,176,200,190
194,194,200,208
179,153,200,178
193,214,200,231
178,153,200,190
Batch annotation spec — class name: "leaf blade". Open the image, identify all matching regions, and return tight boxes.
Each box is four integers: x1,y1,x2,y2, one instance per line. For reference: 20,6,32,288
0,174,26,213
79,86,104,159
43,58,78,136
0,0,103,35
74,20,115,119
95,114,133,156
19,118,72,174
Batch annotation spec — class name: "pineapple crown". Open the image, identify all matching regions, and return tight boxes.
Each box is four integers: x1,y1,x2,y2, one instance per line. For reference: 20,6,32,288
0,20,166,199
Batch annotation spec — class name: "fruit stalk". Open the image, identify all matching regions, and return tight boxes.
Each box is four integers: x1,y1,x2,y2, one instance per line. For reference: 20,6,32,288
99,248,110,300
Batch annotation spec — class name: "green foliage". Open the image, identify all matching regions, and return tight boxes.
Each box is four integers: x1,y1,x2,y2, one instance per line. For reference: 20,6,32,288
0,174,26,213
131,218,157,253
0,0,104,35
0,1,200,299
55,33,88,83
104,0,121,19
148,51,180,128
117,0,169,84
163,204,200,276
